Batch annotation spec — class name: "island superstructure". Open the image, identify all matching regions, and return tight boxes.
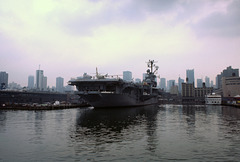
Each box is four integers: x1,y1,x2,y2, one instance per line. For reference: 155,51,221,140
68,60,160,108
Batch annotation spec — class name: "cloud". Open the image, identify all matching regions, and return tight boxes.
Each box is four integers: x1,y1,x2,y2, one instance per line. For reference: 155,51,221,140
191,0,240,37
56,0,240,38
0,0,239,86
56,0,181,36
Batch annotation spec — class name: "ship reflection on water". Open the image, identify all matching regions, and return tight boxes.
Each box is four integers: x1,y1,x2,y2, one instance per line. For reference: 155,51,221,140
1,105,240,161
69,105,160,160
75,105,159,132
68,105,240,161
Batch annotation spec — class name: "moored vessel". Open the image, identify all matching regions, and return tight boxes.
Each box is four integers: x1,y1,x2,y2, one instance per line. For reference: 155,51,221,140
205,93,222,105
68,60,160,108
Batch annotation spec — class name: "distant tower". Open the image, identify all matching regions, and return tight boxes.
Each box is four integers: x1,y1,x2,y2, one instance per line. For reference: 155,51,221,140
178,77,184,94
160,78,166,91
36,70,44,90
197,79,203,88
186,69,194,85
167,80,175,92
210,80,214,87
56,77,64,92
0,71,8,89
205,76,210,87
28,75,34,89
142,73,147,81
43,76,47,91
123,71,132,82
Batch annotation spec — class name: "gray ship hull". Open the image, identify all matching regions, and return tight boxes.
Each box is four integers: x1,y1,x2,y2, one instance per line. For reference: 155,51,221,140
69,60,160,108
80,93,158,108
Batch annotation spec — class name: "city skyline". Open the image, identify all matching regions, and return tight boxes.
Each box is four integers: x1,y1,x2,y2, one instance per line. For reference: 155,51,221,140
1,64,238,88
1,0,240,86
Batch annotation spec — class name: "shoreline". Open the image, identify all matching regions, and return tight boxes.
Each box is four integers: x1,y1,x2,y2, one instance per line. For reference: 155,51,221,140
0,103,90,110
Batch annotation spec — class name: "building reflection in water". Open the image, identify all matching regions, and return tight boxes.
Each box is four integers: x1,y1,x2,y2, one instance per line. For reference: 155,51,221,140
221,106,240,135
0,111,7,133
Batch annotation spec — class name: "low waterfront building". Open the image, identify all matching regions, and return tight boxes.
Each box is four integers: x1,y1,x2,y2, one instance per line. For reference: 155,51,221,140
195,83,213,103
205,93,222,105
182,82,195,102
216,66,239,89
182,82,213,103
222,76,240,97
195,83,213,98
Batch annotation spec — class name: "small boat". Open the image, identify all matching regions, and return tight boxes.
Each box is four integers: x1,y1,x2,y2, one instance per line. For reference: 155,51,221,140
205,93,222,105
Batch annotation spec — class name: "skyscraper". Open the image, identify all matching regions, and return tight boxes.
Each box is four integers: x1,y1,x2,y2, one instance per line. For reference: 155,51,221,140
167,80,175,92
36,70,44,90
197,79,203,88
43,76,47,91
56,77,64,92
210,80,214,87
205,76,210,87
142,73,147,81
0,71,8,89
160,78,166,91
123,71,132,82
186,69,194,85
178,77,184,94
28,75,34,89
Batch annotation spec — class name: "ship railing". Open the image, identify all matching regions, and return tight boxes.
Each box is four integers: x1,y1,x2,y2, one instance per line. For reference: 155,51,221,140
75,90,115,95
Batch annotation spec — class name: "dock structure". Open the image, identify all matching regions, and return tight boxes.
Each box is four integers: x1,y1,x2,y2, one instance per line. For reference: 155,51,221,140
0,90,88,110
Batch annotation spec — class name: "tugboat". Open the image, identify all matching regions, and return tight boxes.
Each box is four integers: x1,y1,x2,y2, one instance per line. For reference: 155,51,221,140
68,60,159,108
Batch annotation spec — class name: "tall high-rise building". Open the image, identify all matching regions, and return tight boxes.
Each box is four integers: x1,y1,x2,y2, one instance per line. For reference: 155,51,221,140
123,71,132,82
210,80,214,87
205,76,210,87
36,70,44,90
178,77,184,94
0,71,8,89
142,73,147,81
56,77,64,92
186,69,194,85
216,66,239,89
43,76,47,91
28,75,34,89
160,78,166,91
167,80,175,92
197,79,203,88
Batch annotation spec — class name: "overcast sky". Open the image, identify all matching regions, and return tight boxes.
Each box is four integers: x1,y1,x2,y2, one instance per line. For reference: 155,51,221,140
1,0,240,87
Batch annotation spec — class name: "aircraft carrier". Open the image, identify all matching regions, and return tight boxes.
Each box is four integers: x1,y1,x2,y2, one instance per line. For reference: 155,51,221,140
68,60,160,108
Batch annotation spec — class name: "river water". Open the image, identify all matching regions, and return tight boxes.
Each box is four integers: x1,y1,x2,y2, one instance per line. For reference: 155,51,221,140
0,105,240,161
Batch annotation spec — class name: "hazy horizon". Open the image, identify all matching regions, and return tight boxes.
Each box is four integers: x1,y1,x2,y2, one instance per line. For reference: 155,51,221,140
1,0,240,87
